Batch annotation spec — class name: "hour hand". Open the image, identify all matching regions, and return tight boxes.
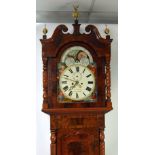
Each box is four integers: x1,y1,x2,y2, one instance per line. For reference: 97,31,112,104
69,85,74,91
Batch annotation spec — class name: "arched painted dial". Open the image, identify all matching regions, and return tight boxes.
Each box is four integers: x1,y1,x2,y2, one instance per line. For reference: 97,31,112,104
59,64,95,101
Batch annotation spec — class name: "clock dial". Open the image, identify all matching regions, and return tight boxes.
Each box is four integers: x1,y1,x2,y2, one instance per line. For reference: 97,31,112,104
59,64,95,101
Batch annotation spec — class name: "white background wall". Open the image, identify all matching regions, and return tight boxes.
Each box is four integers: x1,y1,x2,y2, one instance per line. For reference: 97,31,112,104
36,23,118,155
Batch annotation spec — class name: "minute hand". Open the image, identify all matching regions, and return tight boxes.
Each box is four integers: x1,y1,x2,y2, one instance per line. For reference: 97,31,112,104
64,77,76,82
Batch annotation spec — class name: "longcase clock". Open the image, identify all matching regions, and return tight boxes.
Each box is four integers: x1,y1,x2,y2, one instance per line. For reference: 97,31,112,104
40,19,113,155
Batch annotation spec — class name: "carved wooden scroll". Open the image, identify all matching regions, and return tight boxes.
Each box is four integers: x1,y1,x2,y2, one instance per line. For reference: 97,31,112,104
85,25,102,39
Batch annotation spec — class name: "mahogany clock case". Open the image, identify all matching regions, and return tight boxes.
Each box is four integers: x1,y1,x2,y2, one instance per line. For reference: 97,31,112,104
40,23,113,110
37,23,118,155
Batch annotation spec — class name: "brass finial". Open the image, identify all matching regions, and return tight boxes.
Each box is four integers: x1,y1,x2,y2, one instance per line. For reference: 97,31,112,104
104,25,110,35
72,5,79,20
43,24,48,35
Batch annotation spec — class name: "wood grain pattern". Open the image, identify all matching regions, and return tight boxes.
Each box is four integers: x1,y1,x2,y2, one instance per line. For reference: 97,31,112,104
40,20,113,155
50,113,104,129
57,128,99,155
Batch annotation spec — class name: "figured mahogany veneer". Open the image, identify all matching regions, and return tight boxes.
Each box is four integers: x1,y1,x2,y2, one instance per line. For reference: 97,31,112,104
40,20,113,155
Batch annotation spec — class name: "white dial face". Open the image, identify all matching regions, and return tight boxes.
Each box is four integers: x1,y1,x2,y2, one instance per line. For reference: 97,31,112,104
59,64,95,101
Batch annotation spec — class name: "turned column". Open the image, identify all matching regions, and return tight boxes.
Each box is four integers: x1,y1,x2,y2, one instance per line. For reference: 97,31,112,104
105,60,111,101
99,129,105,155
51,129,57,155
42,57,48,109
105,56,112,108
41,30,48,110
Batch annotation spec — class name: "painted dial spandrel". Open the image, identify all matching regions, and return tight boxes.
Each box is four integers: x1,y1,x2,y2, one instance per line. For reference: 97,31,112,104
59,65,95,101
